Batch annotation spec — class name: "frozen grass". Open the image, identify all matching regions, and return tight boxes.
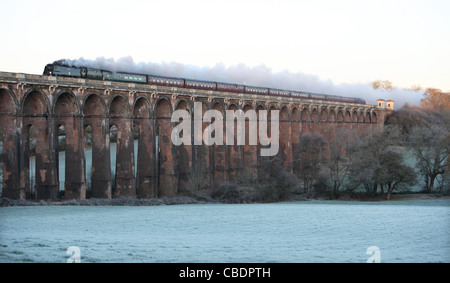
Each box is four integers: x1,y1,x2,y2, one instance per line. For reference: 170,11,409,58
0,196,205,207
1,199,449,263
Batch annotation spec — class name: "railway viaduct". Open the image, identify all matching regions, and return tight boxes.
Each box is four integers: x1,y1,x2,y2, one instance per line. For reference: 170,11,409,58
0,71,389,200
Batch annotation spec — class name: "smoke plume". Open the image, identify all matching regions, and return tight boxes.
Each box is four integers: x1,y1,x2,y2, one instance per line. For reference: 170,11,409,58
60,56,424,109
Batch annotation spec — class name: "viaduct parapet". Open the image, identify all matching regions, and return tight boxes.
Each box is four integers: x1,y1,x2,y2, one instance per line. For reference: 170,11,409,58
0,71,389,200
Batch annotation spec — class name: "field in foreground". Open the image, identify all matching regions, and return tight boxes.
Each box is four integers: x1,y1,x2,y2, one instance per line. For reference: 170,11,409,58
1,198,449,263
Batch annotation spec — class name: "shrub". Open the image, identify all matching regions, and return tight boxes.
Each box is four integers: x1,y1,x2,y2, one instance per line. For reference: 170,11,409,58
256,157,299,202
212,182,241,203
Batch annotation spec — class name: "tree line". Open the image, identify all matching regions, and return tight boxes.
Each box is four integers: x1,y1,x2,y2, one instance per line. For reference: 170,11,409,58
293,90,449,200
210,90,449,202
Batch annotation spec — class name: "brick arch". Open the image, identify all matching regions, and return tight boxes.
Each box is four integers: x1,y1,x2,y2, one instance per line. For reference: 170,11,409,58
301,107,310,136
301,107,309,121
311,108,320,133
365,112,371,123
227,102,241,182
344,110,352,130
197,99,209,114
256,104,266,112
155,97,176,196
327,109,337,142
336,110,344,122
328,109,336,122
22,89,49,116
256,104,266,143
83,93,106,117
154,97,171,117
83,93,111,199
242,103,254,116
21,89,55,200
54,91,84,200
279,106,292,170
291,107,301,173
109,95,130,118
133,96,155,199
194,100,210,185
372,112,378,124
352,110,358,123
175,99,191,113
268,105,278,123
357,111,365,132
344,110,351,122
280,106,289,120
0,88,17,115
54,91,80,116
243,103,257,179
256,104,267,132
358,111,365,123
267,105,279,151
174,98,192,193
212,100,226,112
268,104,278,111
291,107,300,122
336,109,345,134
319,109,327,121
255,103,267,112
319,109,328,140
227,102,239,111
212,101,227,184
133,96,151,118
0,88,19,199
110,94,135,198
133,96,152,126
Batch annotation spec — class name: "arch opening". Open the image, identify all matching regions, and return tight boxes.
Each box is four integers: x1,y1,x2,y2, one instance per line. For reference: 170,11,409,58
84,94,106,117
55,92,79,116
56,124,66,194
0,89,16,114
109,125,118,196
25,125,37,199
83,94,111,199
23,91,48,115
84,124,93,197
133,97,155,199
110,96,129,117
155,99,175,196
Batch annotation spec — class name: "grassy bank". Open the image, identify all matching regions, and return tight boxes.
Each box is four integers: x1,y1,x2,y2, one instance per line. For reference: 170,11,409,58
1,190,448,207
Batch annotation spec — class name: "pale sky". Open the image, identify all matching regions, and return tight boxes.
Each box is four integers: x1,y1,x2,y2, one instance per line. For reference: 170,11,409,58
1,0,449,92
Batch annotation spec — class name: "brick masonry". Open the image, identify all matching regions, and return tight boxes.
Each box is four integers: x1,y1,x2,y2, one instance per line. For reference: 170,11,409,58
0,72,388,200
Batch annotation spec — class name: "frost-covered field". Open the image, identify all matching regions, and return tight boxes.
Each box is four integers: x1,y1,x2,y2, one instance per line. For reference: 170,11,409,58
0,200,449,263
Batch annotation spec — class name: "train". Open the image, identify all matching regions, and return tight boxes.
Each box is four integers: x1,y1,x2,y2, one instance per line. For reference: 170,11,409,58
43,63,366,105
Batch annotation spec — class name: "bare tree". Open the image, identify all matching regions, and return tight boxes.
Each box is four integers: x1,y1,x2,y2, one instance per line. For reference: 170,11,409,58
410,124,449,193
348,136,380,194
420,88,450,110
348,125,409,198
325,128,363,199
377,150,417,200
294,134,327,193
372,80,394,91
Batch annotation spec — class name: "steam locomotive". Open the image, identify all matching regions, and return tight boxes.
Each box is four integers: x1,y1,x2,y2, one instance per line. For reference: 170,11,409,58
43,63,366,105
